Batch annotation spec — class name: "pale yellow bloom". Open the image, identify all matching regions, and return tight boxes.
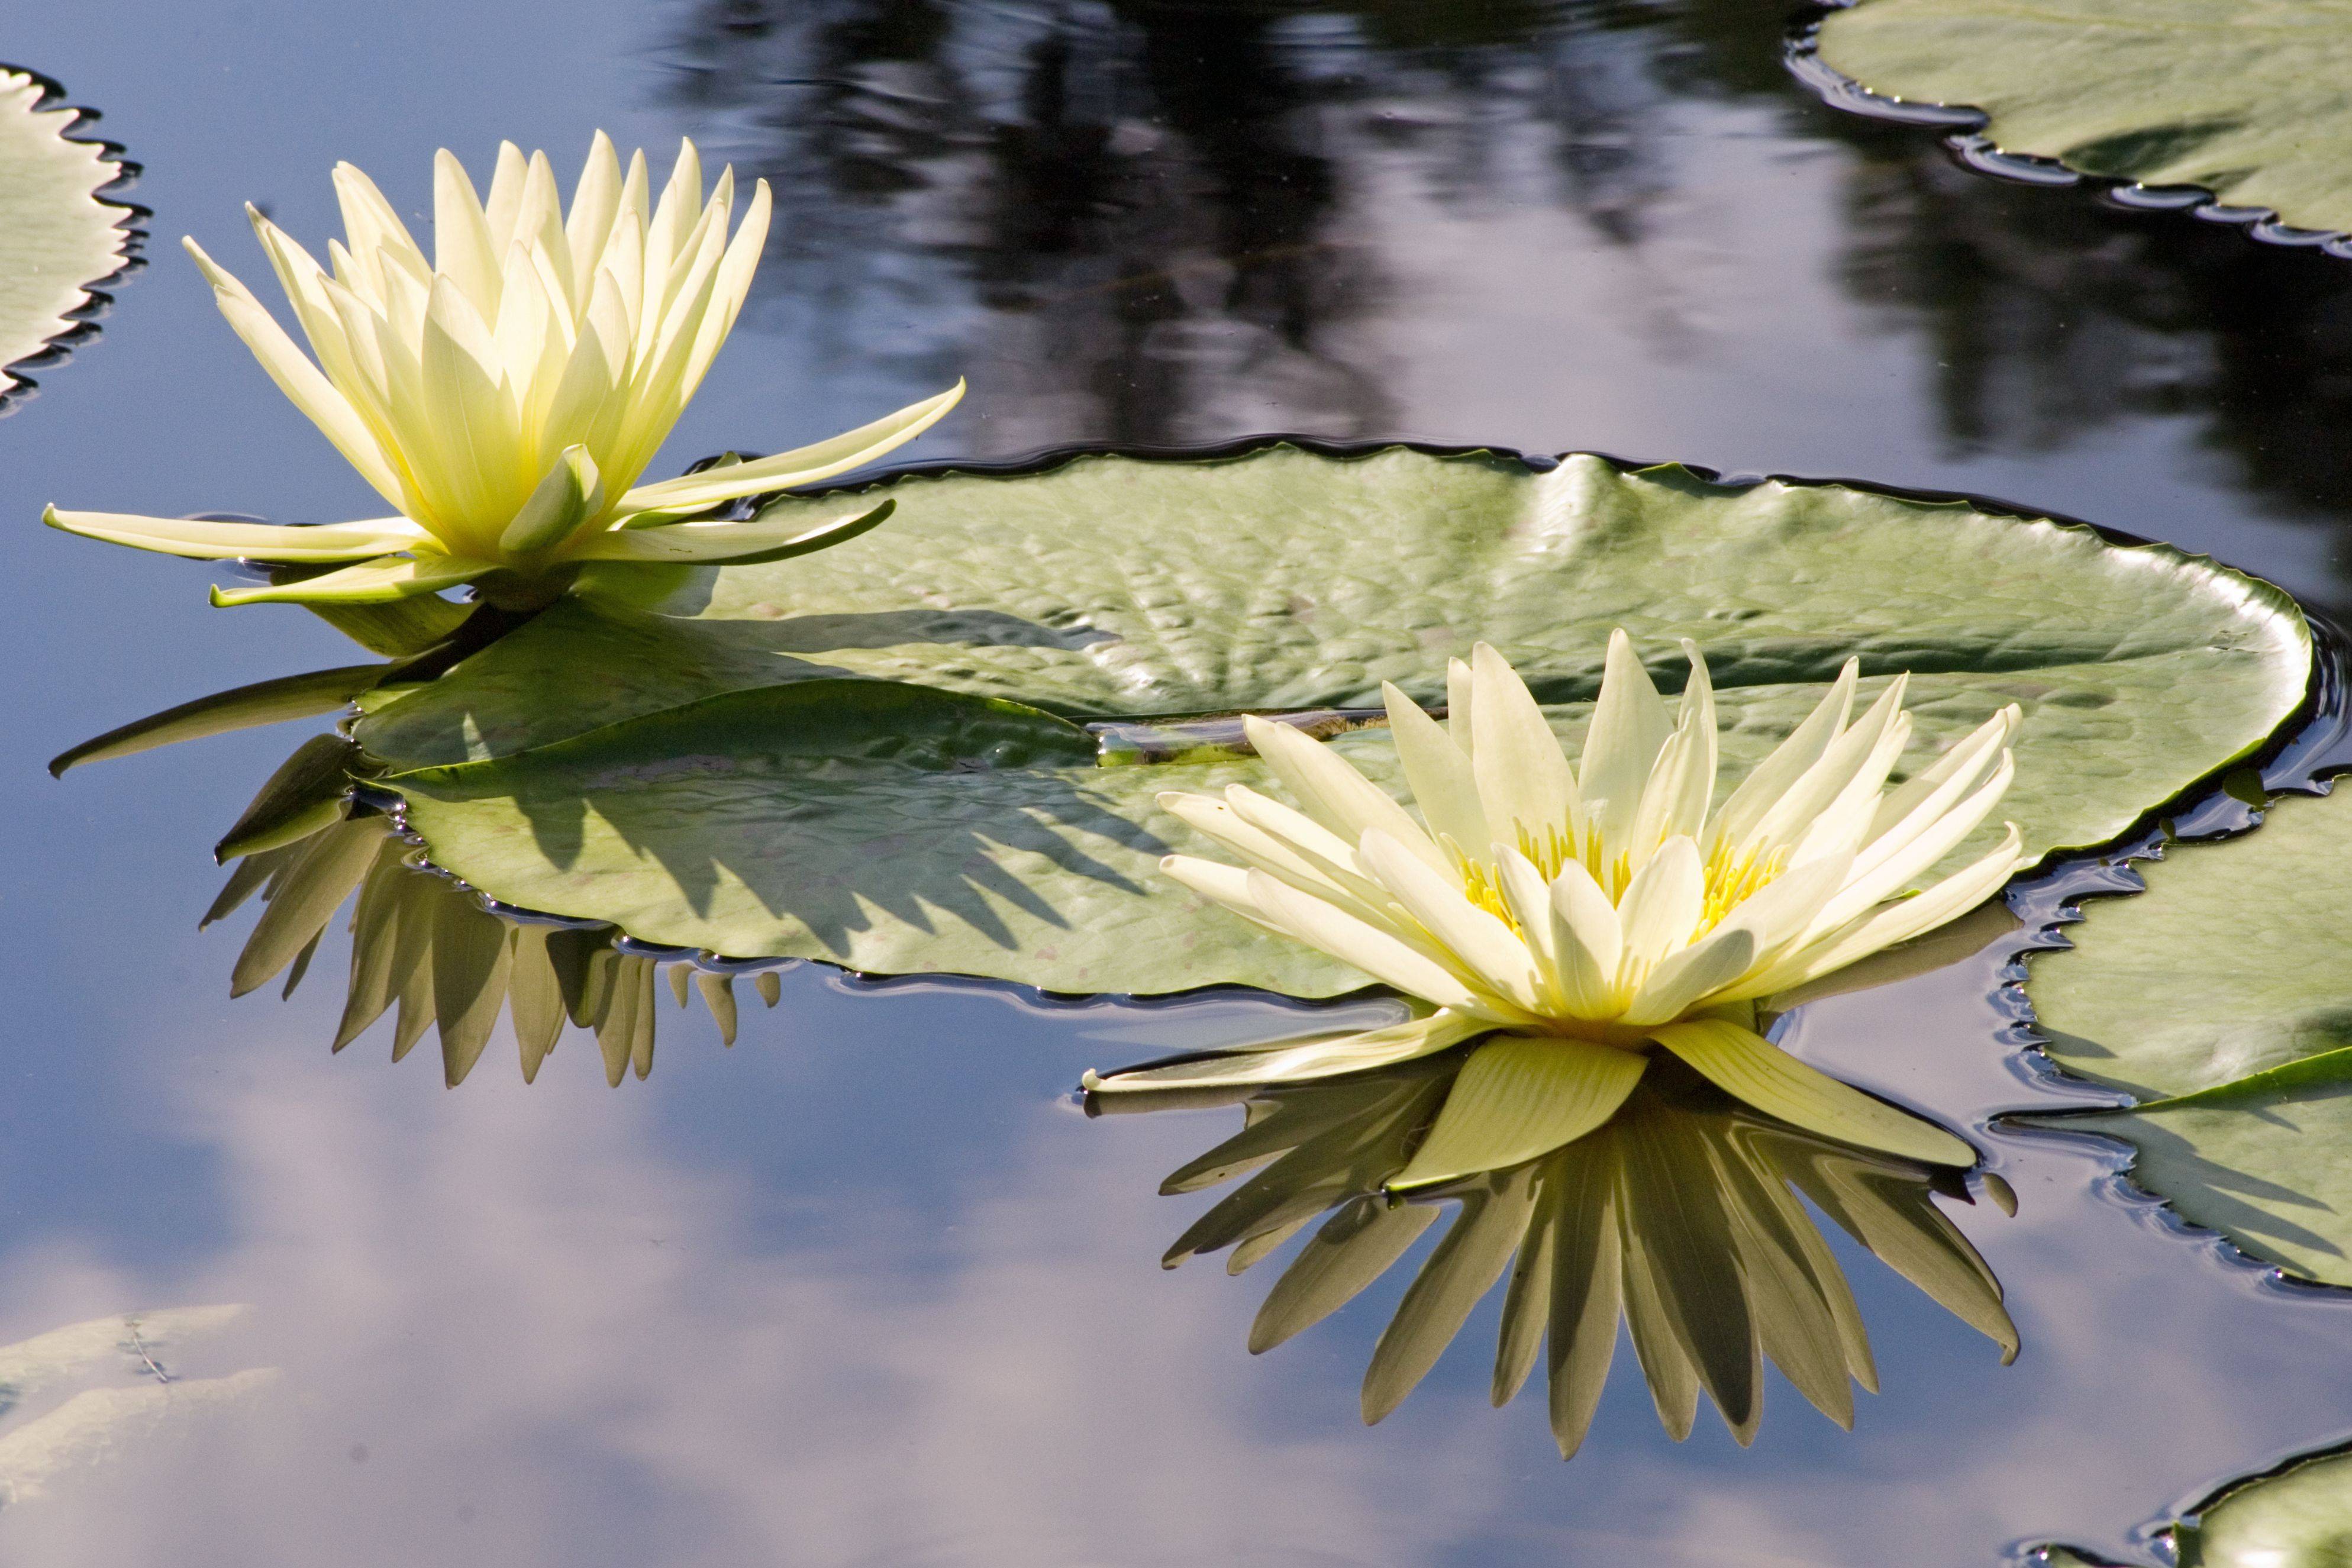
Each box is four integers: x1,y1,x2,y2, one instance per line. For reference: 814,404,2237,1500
1088,633,2025,1173
45,134,962,607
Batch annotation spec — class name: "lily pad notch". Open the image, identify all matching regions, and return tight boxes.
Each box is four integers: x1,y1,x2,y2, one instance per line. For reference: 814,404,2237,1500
1799,0,2352,256
0,64,143,408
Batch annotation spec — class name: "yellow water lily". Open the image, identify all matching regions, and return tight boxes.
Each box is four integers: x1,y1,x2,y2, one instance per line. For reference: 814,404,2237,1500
1086,633,2025,1174
44,134,962,608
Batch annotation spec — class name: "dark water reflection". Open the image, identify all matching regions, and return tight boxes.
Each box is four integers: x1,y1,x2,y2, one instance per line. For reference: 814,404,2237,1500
8,0,2352,1562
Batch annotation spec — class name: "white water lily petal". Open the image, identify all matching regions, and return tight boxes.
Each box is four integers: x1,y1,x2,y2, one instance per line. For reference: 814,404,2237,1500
1383,681,1489,857
1219,787,1414,928
1579,629,1673,851
617,380,963,518
1709,657,1858,854
59,138,960,604
1806,754,2015,934
1244,717,1448,875
1159,853,1275,926
1629,640,1717,861
1740,825,2025,1000
1620,927,1755,1028
1493,847,1564,1006
1247,870,1490,1016
1390,1034,1647,1191
1469,642,1580,863
1359,831,1544,1014
1649,1018,1973,1166
1860,706,2018,864
1084,1009,1490,1095
208,551,493,606
1615,834,1704,975
1548,857,1624,1018
1750,675,1910,857
42,507,423,562
183,238,408,510
573,502,893,566
1446,657,1475,751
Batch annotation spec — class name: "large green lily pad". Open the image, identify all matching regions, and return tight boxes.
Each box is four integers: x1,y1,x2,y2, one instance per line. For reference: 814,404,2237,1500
1817,0,2352,237
366,447,2310,995
0,69,133,396
2028,786,2352,1285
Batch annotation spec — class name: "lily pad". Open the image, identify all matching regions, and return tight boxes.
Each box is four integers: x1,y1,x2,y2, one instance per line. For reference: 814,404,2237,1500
2028,786,2352,1285
1816,0,2352,238
364,447,2311,994
2041,1438,2352,1567
0,69,134,399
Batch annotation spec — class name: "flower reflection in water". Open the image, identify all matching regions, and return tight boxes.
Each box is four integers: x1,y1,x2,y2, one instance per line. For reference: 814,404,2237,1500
208,751,769,1086
1091,1051,2015,1457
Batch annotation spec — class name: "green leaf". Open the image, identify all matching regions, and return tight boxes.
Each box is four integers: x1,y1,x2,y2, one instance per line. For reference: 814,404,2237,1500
2042,1440,2352,1568
1817,0,2352,238
0,69,133,399
357,448,2309,995
2027,786,2352,1285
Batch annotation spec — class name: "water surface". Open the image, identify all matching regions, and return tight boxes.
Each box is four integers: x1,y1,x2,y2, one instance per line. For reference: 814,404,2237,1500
4,2,2352,1561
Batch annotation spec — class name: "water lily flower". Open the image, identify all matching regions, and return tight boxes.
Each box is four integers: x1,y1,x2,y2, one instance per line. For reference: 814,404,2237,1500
44,134,963,608
1086,633,2025,1175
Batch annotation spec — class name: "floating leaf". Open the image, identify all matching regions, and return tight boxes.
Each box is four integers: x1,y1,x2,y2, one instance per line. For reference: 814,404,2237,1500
361,448,2307,993
1817,0,2352,239
0,69,134,401
2028,786,2352,1285
2040,1438,2352,1567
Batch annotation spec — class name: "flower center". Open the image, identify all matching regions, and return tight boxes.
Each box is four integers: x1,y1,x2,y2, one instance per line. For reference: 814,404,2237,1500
1453,824,1790,941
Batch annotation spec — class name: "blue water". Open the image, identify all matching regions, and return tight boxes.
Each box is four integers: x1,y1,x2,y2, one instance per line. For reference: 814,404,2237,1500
7,1,2352,1561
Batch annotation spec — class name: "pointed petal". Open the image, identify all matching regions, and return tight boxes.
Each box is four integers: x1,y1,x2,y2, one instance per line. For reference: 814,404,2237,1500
1390,1034,1647,1191
1084,1011,1489,1094
1710,659,1857,854
184,238,408,509
1548,857,1624,1018
1383,680,1489,855
1620,927,1754,1028
1578,630,1672,851
1247,871,1486,1014
1648,1019,1973,1166
573,501,893,566
617,383,965,516
1359,831,1545,1014
1469,643,1580,863
1615,834,1703,975
1808,754,2015,934
499,446,606,556
44,506,422,562
433,147,505,319
208,552,492,607
1244,717,1448,875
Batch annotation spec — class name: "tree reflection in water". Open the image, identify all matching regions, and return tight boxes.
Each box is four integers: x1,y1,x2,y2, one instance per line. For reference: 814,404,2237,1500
1092,1050,2016,1456
656,0,2352,598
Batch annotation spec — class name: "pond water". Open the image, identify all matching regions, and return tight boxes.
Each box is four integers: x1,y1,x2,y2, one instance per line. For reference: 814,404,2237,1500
7,1,2352,1562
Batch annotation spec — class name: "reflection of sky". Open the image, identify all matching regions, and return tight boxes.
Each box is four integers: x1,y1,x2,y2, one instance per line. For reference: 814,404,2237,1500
4,0,2352,1560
